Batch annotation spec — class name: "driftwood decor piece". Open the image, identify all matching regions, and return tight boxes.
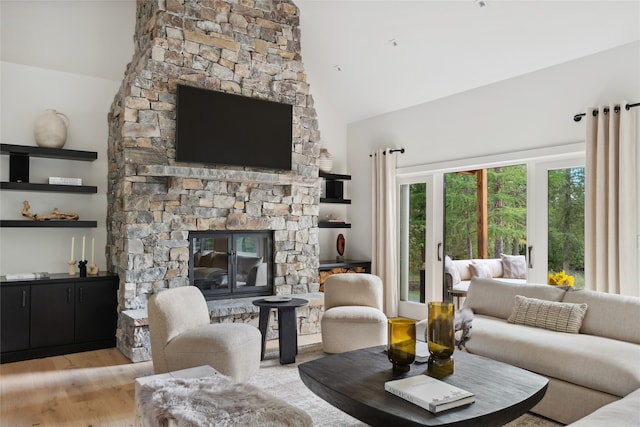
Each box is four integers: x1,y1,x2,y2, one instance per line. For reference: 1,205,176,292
21,200,79,221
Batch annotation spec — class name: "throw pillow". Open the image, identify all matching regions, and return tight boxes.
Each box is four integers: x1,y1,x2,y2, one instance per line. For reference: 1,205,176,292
444,255,461,286
507,295,588,333
470,262,492,279
501,254,527,279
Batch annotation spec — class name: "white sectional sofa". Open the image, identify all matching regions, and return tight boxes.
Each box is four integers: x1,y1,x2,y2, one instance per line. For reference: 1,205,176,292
444,255,527,295
462,278,640,425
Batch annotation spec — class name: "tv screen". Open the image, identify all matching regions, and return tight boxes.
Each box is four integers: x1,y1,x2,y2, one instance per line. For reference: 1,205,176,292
176,85,293,170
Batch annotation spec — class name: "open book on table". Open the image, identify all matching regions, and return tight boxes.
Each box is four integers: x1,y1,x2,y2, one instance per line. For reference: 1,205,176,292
384,374,475,413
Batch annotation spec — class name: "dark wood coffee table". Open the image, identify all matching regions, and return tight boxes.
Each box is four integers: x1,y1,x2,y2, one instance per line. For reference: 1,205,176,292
299,346,548,426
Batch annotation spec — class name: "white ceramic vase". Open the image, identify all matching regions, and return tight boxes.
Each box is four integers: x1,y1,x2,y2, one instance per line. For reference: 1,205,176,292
34,109,69,148
319,148,333,173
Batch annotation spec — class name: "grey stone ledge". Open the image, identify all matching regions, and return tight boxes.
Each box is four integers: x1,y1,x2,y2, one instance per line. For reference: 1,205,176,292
136,164,321,187
121,292,324,326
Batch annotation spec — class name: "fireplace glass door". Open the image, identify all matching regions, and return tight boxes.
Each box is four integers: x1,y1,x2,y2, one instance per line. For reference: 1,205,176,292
189,231,273,299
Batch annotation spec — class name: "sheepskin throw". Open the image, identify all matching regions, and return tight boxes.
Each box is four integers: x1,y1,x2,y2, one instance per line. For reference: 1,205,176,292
139,374,313,427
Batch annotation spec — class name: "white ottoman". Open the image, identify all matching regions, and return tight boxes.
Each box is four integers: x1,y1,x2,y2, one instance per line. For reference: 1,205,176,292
135,365,312,427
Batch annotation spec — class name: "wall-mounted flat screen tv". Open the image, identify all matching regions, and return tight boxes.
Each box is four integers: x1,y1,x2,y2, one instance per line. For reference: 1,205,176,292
176,84,293,170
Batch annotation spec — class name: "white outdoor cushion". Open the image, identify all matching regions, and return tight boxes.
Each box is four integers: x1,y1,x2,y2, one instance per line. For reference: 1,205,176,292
501,254,527,279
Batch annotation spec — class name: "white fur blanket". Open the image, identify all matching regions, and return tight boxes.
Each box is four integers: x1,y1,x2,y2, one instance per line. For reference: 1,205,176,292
139,374,312,427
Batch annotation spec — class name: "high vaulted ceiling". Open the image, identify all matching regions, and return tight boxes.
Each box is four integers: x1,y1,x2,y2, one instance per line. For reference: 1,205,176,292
297,0,640,123
2,1,639,124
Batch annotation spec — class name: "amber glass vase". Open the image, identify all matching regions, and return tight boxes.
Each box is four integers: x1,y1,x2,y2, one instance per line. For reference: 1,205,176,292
426,302,455,377
387,317,416,372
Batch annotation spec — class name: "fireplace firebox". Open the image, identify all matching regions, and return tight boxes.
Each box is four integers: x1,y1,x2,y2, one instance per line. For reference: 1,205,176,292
189,231,273,300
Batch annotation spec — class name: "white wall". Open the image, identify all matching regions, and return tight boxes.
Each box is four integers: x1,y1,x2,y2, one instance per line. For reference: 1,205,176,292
0,62,122,275
0,0,135,276
346,42,640,269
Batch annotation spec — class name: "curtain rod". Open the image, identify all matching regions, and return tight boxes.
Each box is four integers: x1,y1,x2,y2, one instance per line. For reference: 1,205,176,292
573,102,640,122
369,148,405,157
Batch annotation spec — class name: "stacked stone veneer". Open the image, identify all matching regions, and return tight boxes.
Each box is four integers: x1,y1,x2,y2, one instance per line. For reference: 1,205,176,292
107,0,322,361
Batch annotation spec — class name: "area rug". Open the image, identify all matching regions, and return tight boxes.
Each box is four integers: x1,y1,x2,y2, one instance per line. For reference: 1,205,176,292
249,345,562,427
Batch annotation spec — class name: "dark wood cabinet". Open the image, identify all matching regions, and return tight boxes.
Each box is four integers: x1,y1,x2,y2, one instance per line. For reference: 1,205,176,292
75,279,118,343
0,285,30,352
0,273,118,363
30,283,75,348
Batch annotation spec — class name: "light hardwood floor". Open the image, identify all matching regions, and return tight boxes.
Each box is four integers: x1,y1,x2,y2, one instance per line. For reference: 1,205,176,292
0,335,321,427
0,348,153,427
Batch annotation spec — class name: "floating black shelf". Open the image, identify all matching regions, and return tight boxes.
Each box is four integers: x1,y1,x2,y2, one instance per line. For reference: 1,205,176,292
320,197,351,204
319,221,351,229
0,182,97,194
319,171,351,181
0,144,97,161
0,220,97,228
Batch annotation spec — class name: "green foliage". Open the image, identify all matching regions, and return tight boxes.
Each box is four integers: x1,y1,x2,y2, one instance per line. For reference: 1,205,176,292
405,165,584,280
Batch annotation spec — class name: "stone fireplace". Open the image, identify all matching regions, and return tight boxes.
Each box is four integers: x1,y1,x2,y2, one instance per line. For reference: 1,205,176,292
107,0,322,361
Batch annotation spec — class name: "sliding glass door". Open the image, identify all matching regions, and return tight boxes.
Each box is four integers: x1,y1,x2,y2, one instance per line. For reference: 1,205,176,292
397,147,584,319
398,175,442,319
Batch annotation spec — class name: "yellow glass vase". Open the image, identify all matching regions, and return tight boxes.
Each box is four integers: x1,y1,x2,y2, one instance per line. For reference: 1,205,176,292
387,317,416,372
426,302,455,377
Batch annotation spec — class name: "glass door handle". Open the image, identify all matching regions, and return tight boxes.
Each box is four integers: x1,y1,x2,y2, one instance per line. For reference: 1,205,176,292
527,246,533,268
437,243,442,261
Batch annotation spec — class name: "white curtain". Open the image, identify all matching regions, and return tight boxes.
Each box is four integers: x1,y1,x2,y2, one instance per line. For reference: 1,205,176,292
371,148,398,316
585,102,638,295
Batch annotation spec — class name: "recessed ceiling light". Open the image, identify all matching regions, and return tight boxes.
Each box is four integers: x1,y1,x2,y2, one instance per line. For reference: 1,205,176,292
333,65,342,72
476,0,488,7
389,38,398,47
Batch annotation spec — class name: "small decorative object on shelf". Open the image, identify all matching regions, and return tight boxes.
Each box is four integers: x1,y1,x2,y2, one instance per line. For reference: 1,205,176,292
387,317,416,372
68,259,76,276
336,233,345,261
78,260,88,277
88,237,99,275
34,109,69,148
426,302,455,377
21,200,79,221
318,148,333,173
88,264,99,276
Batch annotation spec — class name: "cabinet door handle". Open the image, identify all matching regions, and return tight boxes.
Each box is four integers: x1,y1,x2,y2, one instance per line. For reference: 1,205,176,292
79,287,84,302
22,290,26,308
67,287,72,304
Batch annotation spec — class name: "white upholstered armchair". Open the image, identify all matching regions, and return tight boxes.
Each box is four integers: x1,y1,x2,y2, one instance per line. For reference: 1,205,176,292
148,286,262,382
321,273,388,353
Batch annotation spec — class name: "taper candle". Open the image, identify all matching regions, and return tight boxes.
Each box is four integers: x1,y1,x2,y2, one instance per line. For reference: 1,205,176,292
70,236,75,261
91,238,95,265
82,235,86,261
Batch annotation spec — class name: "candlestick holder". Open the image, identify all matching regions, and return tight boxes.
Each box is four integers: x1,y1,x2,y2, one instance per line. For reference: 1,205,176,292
87,263,99,275
78,260,88,277
68,259,76,276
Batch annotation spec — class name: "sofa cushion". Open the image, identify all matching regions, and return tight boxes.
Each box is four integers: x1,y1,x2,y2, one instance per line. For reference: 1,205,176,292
501,254,527,279
470,262,492,279
507,295,588,333
466,315,640,397
464,278,567,320
567,388,640,427
562,290,640,345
